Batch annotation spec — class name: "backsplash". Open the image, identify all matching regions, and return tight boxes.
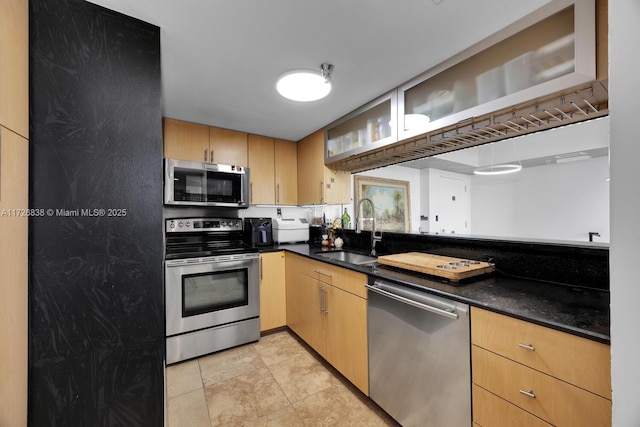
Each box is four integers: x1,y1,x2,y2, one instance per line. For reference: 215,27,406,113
316,227,609,291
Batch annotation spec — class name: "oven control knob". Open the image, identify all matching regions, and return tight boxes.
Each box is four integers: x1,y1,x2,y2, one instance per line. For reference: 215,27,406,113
178,221,184,228
169,221,175,229
185,221,191,228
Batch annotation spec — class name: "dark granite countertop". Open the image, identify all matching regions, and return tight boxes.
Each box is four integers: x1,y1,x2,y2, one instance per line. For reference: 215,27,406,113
263,243,610,344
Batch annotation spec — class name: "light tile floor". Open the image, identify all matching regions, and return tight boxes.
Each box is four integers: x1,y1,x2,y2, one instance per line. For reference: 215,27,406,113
166,330,399,426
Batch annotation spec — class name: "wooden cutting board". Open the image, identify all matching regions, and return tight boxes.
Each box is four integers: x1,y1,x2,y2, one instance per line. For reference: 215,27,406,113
377,252,495,282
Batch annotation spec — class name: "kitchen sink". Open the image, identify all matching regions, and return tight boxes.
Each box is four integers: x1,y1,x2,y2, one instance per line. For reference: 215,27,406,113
316,250,378,265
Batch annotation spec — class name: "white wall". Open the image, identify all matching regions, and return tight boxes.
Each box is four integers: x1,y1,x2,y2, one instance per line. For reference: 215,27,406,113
355,165,422,233
470,156,609,242
610,1,640,425
420,168,430,231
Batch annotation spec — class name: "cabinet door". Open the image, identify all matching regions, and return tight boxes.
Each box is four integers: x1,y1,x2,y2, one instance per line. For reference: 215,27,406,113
297,131,325,204
274,139,298,205
297,130,350,205
0,127,29,426
163,118,209,162
324,169,351,205
326,285,368,395
259,252,286,331
0,0,29,137
285,254,325,355
209,127,248,167
248,134,275,204
286,273,325,356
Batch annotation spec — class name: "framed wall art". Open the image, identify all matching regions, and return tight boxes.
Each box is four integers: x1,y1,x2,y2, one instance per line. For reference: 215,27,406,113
354,175,411,233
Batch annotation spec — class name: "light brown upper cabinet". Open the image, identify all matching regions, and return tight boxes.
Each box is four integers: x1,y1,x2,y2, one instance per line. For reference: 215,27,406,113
163,118,248,166
274,139,298,205
248,134,275,204
0,0,29,138
248,135,297,205
209,126,248,166
297,130,350,205
163,118,209,162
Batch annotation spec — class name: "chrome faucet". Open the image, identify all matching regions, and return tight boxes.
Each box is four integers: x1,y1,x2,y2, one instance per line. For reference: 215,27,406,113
355,198,382,256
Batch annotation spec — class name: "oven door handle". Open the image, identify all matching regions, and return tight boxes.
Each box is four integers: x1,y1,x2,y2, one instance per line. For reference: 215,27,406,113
165,254,258,267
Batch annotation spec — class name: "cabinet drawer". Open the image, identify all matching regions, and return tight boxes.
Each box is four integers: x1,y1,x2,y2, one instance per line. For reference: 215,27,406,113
328,265,367,298
473,384,551,427
471,307,611,399
295,255,367,298
472,346,611,427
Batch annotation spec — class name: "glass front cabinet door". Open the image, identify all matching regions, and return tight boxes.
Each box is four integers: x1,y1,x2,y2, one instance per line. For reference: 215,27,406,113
324,90,398,164
398,0,595,141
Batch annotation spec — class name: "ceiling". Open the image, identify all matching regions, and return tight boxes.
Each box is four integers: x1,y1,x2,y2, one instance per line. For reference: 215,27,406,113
86,0,551,142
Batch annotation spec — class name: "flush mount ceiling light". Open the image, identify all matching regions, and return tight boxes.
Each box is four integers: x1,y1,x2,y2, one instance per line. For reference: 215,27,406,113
276,63,333,102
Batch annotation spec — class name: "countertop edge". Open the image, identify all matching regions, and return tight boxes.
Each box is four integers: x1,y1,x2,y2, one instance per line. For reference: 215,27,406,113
263,244,611,344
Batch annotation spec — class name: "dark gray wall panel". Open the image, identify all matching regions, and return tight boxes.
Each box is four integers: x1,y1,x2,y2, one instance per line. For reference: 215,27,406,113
29,0,164,425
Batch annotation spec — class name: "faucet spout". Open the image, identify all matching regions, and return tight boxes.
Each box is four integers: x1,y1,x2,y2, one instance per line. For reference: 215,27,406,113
355,198,381,256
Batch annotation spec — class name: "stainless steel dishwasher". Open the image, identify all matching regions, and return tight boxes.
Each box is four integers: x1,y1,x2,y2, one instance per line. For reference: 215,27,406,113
366,280,471,427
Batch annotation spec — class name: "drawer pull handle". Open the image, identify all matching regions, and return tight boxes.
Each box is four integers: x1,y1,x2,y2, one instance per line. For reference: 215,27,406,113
518,343,535,351
314,270,332,278
519,389,536,399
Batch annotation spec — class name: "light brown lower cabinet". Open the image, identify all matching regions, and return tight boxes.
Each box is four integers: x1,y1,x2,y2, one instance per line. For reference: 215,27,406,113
471,307,611,426
0,127,29,427
473,385,552,427
285,253,368,394
259,252,286,332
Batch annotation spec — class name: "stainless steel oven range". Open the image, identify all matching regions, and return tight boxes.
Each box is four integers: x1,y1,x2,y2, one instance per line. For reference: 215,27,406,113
165,217,259,364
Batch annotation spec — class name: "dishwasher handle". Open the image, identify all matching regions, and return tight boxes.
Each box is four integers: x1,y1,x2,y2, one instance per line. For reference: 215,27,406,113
366,282,459,319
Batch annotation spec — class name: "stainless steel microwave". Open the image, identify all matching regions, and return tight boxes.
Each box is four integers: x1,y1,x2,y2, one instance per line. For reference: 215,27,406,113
164,158,250,208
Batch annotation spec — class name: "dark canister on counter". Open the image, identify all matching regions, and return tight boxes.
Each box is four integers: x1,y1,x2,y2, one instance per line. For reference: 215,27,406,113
243,217,273,247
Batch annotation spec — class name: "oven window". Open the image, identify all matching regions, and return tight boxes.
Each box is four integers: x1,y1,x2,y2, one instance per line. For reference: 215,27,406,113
182,268,248,317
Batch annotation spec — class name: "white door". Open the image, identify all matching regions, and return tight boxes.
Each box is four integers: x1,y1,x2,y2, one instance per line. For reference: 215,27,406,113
431,174,469,234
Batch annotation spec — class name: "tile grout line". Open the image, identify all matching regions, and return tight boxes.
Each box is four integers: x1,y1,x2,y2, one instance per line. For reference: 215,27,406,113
196,358,215,427
258,334,309,425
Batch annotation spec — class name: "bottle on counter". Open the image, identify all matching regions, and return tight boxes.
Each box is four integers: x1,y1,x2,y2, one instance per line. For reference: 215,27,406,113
342,208,350,229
